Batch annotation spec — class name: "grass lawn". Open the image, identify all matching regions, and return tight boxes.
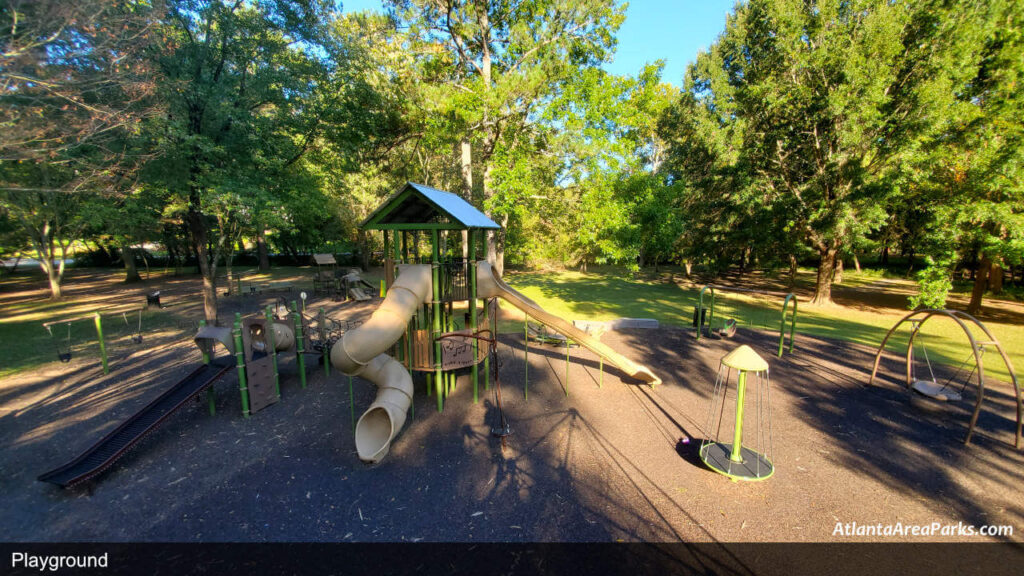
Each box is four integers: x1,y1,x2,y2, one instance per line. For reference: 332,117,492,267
499,266,1022,384
1,263,1019,386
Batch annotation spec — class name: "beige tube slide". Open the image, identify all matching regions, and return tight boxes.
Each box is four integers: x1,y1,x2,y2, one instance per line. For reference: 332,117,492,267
330,264,432,463
476,262,661,387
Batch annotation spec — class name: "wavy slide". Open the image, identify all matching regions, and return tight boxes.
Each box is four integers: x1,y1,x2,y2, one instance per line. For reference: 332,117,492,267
476,262,661,387
330,264,432,463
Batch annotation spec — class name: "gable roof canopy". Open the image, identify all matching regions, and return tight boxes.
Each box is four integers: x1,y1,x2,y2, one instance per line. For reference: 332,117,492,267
361,182,501,231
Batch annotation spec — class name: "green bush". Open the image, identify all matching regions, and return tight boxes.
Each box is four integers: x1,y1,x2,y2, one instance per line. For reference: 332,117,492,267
908,256,953,310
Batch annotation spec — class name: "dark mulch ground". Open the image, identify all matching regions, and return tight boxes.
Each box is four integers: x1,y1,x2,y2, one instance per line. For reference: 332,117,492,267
1,289,1021,543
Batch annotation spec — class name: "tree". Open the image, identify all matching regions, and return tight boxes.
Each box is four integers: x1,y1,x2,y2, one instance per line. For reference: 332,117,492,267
908,0,1024,314
0,163,90,298
385,0,624,275
661,0,977,304
0,0,158,186
145,0,340,323
0,0,158,297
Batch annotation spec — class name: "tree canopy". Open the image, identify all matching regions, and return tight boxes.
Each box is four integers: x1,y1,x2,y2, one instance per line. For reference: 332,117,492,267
0,0,1020,316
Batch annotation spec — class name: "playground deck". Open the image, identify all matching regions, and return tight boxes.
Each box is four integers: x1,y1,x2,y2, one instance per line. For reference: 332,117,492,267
1,297,1022,543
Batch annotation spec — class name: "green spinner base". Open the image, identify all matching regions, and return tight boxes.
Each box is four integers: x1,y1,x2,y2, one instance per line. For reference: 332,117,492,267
699,441,774,481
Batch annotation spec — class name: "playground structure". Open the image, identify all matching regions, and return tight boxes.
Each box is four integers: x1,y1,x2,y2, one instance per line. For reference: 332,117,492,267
868,309,1021,449
38,301,332,488
694,284,797,357
330,182,661,463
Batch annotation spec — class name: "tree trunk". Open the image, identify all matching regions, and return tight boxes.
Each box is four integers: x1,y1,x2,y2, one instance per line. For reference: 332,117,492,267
256,230,270,272
186,202,218,325
357,229,369,271
966,254,991,315
834,257,844,284
880,244,889,265
852,253,861,273
122,244,141,283
41,257,63,299
26,225,63,299
684,259,692,277
483,162,506,275
788,254,798,289
460,138,473,261
224,239,236,296
990,262,1003,295
811,246,838,305
488,214,508,276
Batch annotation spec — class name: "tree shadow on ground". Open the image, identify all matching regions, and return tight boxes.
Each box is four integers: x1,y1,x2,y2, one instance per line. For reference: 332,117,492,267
616,326,1023,542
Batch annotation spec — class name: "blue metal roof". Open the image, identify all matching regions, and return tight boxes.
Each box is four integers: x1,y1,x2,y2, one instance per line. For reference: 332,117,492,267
361,182,501,230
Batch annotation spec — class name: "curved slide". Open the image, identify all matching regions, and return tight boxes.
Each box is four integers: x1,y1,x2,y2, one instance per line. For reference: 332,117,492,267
331,264,432,463
476,262,661,387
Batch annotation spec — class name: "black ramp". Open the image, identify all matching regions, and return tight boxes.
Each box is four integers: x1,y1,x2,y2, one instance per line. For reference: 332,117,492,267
37,360,232,488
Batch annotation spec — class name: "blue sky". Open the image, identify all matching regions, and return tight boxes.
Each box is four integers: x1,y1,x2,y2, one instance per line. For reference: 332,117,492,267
339,0,735,86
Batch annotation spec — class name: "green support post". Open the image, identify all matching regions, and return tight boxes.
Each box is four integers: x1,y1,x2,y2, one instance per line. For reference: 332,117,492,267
380,279,386,298
233,313,249,417
431,229,443,411
199,319,215,413
320,307,330,378
731,370,749,463
94,312,108,374
349,375,355,434
446,305,454,395
696,286,715,341
424,305,431,398
406,317,413,374
198,320,211,365
565,338,570,397
469,228,479,403
292,301,307,389
524,313,529,400
265,306,280,398
383,230,390,283
779,294,798,357
487,298,495,391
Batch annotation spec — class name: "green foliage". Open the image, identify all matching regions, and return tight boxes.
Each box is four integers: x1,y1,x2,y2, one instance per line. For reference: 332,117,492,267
908,256,955,310
659,0,1020,303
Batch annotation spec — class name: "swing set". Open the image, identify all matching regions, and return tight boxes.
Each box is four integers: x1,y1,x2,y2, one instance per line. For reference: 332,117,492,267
42,308,147,374
695,285,798,357
869,309,1022,449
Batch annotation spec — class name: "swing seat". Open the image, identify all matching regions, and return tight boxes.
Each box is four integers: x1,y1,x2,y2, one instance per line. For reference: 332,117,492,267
912,380,962,402
714,318,737,338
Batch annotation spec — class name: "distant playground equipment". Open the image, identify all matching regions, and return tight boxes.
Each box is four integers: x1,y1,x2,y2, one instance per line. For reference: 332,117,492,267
331,182,662,463
311,253,376,301
229,271,296,297
694,285,797,357
42,308,148,373
700,344,774,481
868,309,1021,449
312,253,338,295
38,301,333,488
